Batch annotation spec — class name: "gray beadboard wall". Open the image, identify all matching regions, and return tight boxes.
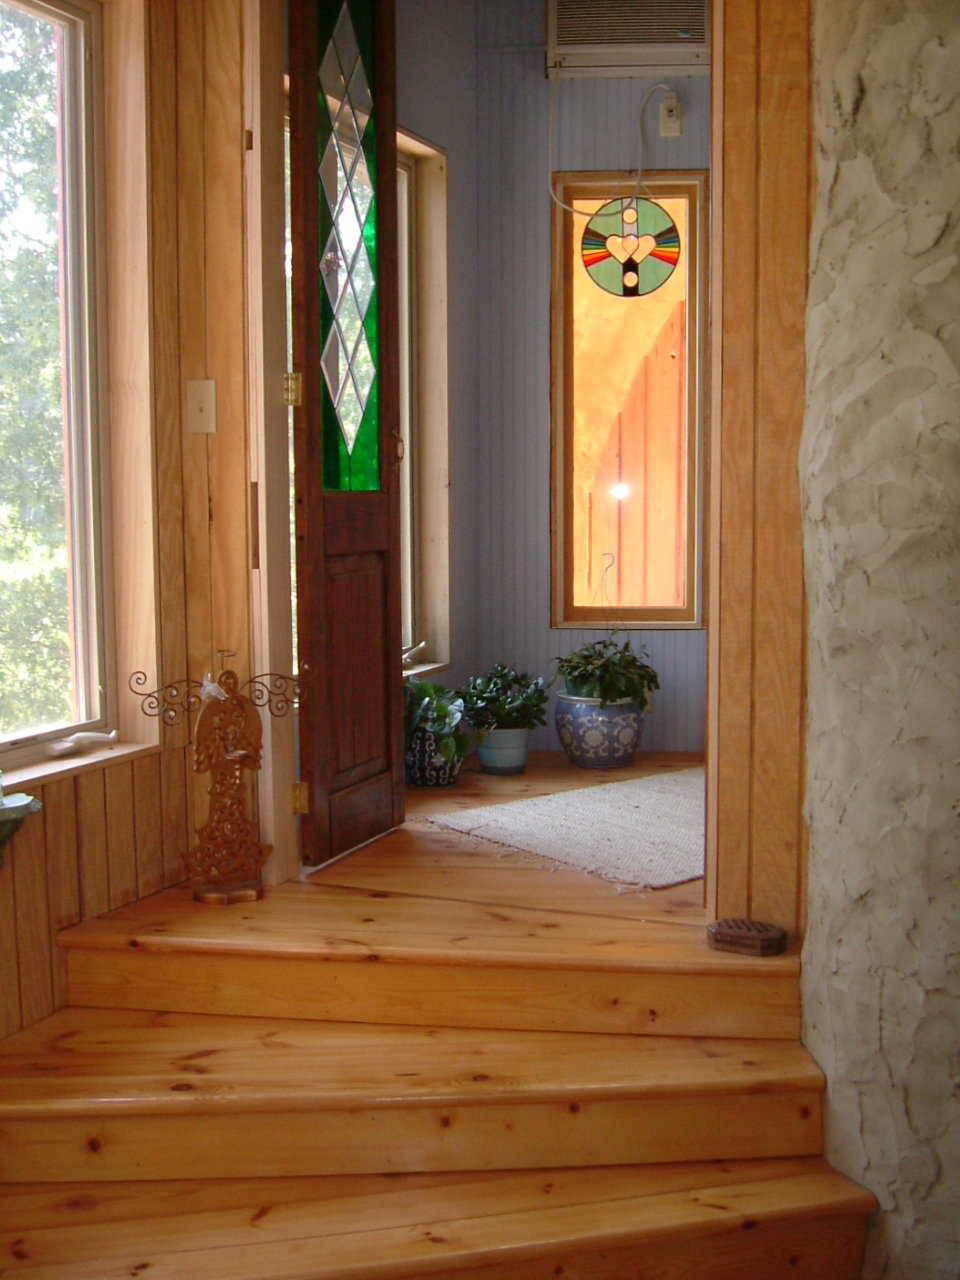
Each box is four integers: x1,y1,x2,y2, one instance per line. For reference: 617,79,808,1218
396,0,709,753
474,1,709,752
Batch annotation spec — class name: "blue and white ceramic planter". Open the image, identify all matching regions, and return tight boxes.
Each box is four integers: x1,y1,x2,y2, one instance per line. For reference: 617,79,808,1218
555,694,643,769
405,729,464,786
476,727,529,775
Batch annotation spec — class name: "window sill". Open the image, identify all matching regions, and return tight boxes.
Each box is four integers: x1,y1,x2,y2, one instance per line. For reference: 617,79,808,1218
402,661,450,681
1,741,160,793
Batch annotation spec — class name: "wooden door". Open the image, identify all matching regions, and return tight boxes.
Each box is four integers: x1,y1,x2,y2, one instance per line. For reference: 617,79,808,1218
289,0,404,865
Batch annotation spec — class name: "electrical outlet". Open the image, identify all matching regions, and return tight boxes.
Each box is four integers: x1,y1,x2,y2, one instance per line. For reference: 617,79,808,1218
659,92,682,139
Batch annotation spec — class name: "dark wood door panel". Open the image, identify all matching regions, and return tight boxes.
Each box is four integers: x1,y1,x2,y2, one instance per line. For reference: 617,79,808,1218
329,772,397,856
324,493,390,555
327,554,388,784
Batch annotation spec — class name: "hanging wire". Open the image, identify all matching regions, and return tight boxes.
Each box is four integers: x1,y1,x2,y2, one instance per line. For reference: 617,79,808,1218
547,78,677,216
633,82,674,200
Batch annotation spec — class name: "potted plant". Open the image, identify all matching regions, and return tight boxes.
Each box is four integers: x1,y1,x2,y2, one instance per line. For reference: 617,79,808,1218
403,678,471,786
553,635,659,769
458,664,548,775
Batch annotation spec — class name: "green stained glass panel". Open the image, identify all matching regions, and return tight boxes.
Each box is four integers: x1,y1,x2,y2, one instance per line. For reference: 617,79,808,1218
318,0,379,492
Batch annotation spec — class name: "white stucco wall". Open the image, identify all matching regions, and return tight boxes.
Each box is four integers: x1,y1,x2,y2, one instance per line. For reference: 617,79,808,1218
801,1,960,1275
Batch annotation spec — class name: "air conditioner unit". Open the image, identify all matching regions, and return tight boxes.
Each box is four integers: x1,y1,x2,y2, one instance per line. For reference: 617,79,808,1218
546,0,710,79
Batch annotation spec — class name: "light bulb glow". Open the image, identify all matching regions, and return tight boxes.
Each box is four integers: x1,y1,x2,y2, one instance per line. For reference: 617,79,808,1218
610,482,631,501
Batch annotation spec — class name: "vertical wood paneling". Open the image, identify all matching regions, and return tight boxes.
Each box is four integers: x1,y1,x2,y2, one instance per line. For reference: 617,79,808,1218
0,835,22,1036
76,771,110,920
105,763,138,910
43,778,81,1005
177,0,212,670
10,806,54,1027
204,0,250,679
133,755,165,898
714,0,757,917
3,749,192,1039
473,9,709,753
162,745,191,887
149,0,189,752
708,0,809,932
176,0,214,836
750,0,807,927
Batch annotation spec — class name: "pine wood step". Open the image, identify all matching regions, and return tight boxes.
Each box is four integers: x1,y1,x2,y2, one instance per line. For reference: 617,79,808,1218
60,883,800,1039
0,1008,823,1183
0,1159,874,1278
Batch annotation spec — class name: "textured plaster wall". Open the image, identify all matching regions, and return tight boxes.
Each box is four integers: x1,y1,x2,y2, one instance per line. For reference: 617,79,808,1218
801,1,960,1275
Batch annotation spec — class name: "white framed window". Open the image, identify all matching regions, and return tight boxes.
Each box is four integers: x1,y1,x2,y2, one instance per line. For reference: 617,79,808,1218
0,0,109,761
397,129,450,672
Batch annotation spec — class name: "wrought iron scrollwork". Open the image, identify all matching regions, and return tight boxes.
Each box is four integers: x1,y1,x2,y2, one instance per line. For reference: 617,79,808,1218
244,673,301,718
128,672,203,727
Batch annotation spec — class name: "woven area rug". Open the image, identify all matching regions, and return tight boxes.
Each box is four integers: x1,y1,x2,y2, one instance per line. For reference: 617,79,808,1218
429,766,705,890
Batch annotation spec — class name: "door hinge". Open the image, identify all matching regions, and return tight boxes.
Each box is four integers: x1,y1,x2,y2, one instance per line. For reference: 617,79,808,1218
292,780,310,815
283,371,303,407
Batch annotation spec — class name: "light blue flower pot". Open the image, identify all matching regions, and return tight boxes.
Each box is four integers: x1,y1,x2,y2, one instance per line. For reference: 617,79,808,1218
476,726,530,775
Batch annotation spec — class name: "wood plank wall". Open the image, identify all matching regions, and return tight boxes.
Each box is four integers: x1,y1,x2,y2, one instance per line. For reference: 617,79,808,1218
0,0,250,1039
707,0,810,934
0,750,191,1037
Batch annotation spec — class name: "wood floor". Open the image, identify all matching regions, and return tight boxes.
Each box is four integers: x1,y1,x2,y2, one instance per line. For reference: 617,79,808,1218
0,751,874,1277
398,750,706,925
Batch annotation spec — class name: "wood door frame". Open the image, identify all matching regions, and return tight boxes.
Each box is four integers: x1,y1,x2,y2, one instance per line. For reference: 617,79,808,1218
705,0,810,936
245,0,811,932
243,0,298,885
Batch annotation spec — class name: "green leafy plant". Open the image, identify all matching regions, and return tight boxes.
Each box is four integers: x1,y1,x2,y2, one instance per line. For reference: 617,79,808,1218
554,635,660,708
457,665,548,732
403,678,471,764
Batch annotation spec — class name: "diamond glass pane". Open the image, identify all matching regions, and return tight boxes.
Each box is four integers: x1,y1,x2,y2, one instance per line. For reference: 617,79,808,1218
350,150,373,226
333,98,361,175
321,324,344,404
336,284,363,354
320,139,347,233
319,40,346,116
348,60,372,136
333,3,359,83
321,226,345,309
337,373,363,451
352,331,375,408
335,190,362,261
351,243,374,316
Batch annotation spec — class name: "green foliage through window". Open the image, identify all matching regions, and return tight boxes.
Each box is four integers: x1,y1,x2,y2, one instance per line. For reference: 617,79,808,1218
0,2,92,740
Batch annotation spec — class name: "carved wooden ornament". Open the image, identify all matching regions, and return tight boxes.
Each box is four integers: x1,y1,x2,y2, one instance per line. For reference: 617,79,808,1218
188,671,270,903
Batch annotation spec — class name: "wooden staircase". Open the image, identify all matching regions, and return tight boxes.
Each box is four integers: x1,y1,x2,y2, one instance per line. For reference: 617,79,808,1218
0,844,873,1277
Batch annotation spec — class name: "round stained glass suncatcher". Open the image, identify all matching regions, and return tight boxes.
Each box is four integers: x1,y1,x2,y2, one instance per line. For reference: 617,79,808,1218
581,197,680,297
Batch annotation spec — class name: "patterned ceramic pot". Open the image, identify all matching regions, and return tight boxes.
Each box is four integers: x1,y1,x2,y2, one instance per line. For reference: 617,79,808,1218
405,729,464,786
555,694,643,769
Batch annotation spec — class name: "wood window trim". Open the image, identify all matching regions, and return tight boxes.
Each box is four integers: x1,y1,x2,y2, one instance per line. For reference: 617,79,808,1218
103,0,158,752
550,169,708,630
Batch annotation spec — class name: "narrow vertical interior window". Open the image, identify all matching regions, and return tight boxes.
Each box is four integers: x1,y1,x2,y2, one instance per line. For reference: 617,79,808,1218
0,0,104,750
552,172,706,628
396,130,450,672
396,156,414,650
